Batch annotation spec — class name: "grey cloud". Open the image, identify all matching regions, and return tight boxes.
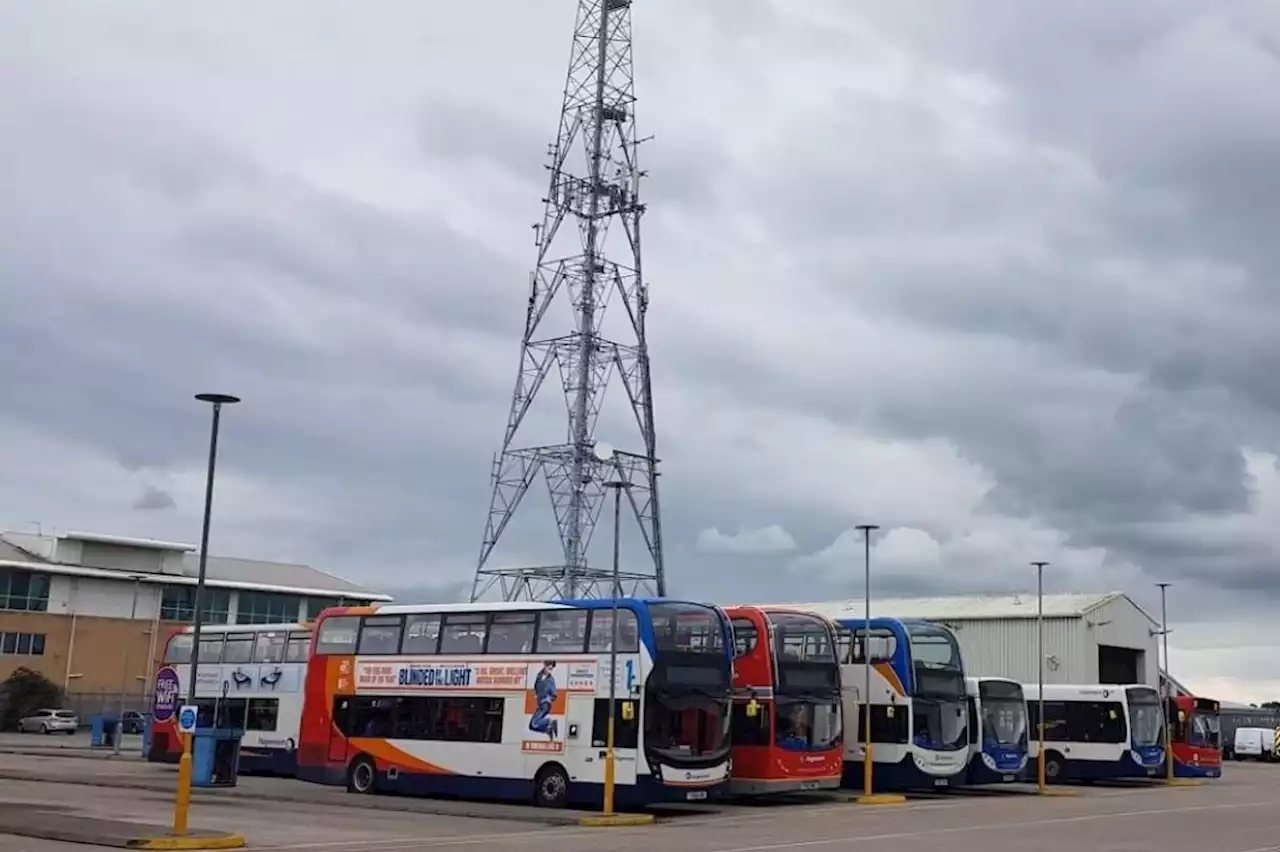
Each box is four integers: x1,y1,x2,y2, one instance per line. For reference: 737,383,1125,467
3,0,1280,619
133,486,177,512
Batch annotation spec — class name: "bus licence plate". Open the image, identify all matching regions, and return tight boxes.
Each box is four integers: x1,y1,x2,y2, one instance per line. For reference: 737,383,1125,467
934,779,947,787
686,790,708,801
800,781,820,791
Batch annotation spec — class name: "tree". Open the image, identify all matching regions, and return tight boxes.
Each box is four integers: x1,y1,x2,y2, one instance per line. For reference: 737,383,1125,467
1261,701,1280,710
0,667,64,730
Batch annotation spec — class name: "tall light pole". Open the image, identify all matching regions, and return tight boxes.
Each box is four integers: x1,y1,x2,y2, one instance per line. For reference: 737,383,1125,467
173,392,239,837
601,478,631,818
1031,561,1049,794
1156,581,1173,783
856,524,879,802
114,574,144,755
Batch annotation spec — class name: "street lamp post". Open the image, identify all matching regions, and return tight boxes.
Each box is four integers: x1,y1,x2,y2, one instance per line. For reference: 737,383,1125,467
1156,581,1173,783
856,524,879,801
1031,561,1049,794
601,478,631,818
113,575,144,755
173,393,239,837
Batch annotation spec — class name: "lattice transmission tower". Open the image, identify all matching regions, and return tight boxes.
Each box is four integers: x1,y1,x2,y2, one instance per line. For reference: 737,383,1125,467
470,0,664,602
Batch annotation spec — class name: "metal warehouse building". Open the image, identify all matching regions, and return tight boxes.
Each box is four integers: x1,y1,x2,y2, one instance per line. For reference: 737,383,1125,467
790,592,1161,688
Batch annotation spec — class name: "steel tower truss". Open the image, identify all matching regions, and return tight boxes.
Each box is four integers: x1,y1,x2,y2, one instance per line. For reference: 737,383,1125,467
471,0,664,602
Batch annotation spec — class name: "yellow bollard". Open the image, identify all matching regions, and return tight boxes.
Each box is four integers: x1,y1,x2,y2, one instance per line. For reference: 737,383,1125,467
173,732,192,836
603,715,616,816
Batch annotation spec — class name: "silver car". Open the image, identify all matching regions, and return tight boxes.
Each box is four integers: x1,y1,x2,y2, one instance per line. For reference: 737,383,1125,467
18,708,78,734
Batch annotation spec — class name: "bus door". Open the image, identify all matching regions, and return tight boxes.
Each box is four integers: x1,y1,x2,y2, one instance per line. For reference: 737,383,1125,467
329,696,352,764
542,692,637,791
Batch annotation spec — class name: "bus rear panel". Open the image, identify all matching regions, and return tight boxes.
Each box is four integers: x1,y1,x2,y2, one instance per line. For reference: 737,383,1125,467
148,622,311,775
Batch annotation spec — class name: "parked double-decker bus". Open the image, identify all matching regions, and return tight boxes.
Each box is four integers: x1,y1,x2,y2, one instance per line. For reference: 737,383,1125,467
1168,694,1222,778
791,609,969,790
296,599,734,809
149,622,312,774
725,606,843,795
964,677,1028,785
1024,683,1165,782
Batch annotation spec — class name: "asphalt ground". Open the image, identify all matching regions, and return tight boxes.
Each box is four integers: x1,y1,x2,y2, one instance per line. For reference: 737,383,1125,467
0,742,1275,851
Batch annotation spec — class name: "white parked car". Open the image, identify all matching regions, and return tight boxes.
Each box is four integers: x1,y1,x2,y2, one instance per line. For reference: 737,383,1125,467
17,708,78,734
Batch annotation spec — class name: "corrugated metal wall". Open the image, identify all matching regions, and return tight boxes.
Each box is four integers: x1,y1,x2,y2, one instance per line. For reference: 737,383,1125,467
940,616,1088,685
937,599,1159,688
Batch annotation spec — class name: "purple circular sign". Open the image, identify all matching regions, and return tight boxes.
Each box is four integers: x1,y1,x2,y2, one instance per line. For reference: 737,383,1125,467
152,666,180,723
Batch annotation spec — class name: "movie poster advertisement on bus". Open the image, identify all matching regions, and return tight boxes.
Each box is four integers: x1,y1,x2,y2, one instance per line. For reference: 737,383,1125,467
351,657,601,756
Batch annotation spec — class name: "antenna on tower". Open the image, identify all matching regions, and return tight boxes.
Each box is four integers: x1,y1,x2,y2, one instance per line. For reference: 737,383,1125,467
470,0,664,603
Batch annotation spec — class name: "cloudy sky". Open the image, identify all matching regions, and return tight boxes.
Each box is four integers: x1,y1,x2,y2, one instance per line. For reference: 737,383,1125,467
3,1,1280,703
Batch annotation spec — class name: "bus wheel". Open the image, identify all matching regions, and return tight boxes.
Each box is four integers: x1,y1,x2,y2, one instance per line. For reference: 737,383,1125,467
534,763,569,809
347,755,377,794
1044,752,1065,782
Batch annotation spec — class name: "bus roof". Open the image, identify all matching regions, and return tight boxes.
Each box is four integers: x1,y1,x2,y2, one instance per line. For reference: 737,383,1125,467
174,622,311,635
362,598,720,616
1023,683,1156,699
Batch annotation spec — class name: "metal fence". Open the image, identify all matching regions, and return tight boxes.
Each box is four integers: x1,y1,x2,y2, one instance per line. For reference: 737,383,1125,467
62,690,147,721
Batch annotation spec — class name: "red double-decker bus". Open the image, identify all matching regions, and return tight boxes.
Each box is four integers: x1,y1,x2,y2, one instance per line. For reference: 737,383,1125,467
725,606,843,796
1168,695,1221,778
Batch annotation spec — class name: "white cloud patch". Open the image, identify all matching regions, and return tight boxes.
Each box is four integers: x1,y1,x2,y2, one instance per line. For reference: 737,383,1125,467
696,524,797,554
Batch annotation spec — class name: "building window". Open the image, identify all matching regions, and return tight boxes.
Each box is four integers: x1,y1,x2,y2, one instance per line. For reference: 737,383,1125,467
0,632,45,656
306,597,341,619
0,569,50,612
236,592,301,625
160,586,230,624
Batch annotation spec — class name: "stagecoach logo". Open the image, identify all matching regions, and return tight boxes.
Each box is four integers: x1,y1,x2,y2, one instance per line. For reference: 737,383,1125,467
685,771,693,780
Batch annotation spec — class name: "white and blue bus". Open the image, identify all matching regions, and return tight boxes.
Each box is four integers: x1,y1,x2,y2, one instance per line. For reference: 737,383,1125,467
812,614,970,790
297,598,735,809
964,677,1029,784
1024,683,1165,782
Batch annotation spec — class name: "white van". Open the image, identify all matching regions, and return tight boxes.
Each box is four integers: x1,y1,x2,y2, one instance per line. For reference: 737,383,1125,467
1232,726,1275,760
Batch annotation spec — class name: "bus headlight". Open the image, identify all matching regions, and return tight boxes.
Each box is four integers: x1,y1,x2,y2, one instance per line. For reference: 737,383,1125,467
981,753,997,771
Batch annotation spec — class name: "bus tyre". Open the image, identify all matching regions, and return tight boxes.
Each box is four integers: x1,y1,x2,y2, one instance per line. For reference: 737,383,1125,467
1044,751,1065,782
347,755,377,795
534,763,569,809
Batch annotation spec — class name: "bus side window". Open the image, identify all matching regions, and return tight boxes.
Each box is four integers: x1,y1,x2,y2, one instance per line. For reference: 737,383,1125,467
440,614,488,655
730,701,771,746
588,610,639,653
854,704,909,744
592,699,640,749
315,616,360,655
536,610,588,654
487,612,537,654
731,618,758,658
165,634,193,664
